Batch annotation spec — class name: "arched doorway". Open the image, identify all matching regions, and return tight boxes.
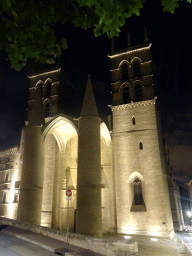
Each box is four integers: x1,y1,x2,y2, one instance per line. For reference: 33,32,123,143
41,116,78,231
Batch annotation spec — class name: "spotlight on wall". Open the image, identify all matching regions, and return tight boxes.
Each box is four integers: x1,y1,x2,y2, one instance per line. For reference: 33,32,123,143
124,236,131,239
150,238,158,241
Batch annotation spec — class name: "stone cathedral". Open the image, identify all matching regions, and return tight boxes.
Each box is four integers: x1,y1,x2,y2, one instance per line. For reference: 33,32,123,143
0,36,184,238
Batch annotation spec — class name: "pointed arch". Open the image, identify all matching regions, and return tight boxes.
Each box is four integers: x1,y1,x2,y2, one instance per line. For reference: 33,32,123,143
41,116,78,228
42,115,78,153
129,172,146,212
133,177,143,205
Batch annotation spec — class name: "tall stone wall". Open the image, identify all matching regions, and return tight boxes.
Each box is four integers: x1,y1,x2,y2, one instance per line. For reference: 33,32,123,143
113,100,174,237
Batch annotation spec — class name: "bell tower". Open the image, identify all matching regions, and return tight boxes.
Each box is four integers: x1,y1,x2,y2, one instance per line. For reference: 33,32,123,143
109,29,174,238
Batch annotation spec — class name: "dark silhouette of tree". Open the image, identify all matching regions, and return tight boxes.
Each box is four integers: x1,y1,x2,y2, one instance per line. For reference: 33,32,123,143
0,0,190,70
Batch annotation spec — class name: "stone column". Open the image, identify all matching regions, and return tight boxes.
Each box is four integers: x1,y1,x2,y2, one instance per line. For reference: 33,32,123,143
17,125,43,225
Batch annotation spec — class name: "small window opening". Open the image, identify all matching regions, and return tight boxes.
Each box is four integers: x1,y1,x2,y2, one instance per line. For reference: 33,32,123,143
15,181,21,189
139,141,143,150
13,193,19,203
123,87,130,104
133,61,141,78
132,117,135,125
121,64,129,81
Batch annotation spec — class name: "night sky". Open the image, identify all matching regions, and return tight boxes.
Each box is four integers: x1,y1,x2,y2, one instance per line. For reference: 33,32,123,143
0,0,192,207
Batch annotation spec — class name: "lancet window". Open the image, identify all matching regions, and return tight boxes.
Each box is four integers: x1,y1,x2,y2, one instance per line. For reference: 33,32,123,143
133,61,141,78
121,64,129,81
123,86,130,104
133,178,143,205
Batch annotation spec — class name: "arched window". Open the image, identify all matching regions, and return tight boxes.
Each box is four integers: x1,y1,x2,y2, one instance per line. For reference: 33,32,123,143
139,141,143,150
132,117,135,125
123,87,130,104
133,178,143,205
135,84,142,102
133,61,141,78
121,64,129,81
36,80,43,95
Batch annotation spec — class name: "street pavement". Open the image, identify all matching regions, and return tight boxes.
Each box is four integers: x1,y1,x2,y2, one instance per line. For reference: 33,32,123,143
0,232,57,256
1,224,191,256
1,225,104,256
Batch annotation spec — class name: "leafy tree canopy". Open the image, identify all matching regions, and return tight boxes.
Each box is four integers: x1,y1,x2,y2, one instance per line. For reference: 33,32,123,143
0,0,190,70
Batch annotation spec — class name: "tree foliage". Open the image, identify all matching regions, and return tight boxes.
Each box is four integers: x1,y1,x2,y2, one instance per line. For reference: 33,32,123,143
0,0,190,70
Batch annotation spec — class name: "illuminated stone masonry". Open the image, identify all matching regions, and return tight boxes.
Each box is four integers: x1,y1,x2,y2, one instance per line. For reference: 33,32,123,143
111,97,157,111
0,36,185,239
0,147,21,219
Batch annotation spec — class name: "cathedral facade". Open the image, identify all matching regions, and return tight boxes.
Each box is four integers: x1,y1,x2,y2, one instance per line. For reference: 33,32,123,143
0,41,184,238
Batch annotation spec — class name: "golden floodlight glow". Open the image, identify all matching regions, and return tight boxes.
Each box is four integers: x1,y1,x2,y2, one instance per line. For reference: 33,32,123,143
150,238,158,241
124,236,132,239
124,225,135,234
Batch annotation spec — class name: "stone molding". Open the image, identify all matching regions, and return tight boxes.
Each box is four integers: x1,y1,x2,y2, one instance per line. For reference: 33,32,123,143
111,97,157,111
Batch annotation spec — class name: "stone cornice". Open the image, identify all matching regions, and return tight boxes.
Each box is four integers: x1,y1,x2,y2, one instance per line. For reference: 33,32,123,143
108,44,152,59
111,97,157,111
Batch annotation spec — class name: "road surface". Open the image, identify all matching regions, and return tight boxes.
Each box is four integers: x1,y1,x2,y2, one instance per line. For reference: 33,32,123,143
0,232,57,256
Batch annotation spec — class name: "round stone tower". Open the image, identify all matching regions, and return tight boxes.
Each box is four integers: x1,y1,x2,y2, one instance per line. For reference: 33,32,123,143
17,85,44,225
76,76,102,237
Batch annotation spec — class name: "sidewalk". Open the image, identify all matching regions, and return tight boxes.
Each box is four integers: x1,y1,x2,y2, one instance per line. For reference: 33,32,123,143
0,221,189,256
175,232,192,255
1,225,103,256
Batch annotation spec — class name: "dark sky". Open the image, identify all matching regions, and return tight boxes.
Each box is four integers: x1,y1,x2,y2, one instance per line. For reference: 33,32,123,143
0,0,192,196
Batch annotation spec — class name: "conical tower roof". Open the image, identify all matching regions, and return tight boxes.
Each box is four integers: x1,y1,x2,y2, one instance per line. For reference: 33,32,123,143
80,75,99,117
